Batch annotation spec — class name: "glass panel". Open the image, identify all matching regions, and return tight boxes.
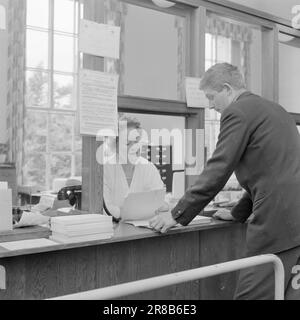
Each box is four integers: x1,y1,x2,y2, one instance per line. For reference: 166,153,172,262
123,4,185,100
279,33,300,114
205,13,262,160
26,71,49,108
54,0,75,33
50,154,72,186
49,114,73,152
23,153,46,186
26,29,49,69
25,111,47,153
53,74,75,110
26,0,49,29
53,34,75,72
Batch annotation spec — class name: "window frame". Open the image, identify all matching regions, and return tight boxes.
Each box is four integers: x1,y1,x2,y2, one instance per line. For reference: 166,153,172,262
25,0,80,188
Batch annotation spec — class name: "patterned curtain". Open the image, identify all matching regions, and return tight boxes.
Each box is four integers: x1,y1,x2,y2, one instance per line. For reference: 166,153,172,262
206,13,253,87
175,16,185,101
6,0,26,185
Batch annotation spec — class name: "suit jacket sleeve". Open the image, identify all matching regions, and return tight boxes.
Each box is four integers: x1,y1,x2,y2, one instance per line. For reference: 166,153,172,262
231,191,253,223
172,108,250,226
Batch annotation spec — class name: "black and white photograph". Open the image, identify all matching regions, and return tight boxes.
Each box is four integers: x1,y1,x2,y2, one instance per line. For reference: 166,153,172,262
0,0,300,306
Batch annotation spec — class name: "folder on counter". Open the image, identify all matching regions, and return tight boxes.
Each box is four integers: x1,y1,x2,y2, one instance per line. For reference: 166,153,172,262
125,215,212,229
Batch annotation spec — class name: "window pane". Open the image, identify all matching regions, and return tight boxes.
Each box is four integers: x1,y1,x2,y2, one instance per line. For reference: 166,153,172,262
23,153,46,186
26,29,48,69
54,0,75,33
279,34,300,114
26,71,49,108
123,4,185,100
49,114,73,152
53,34,75,72
27,0,49,29
50,154,72,187
25,111,47,153
53,74,75,110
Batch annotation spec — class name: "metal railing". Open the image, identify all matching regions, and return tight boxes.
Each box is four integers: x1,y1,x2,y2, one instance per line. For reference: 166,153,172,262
48,254,285,300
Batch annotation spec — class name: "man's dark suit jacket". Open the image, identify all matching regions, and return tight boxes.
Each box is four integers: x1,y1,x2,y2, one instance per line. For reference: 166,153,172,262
172,92,300,255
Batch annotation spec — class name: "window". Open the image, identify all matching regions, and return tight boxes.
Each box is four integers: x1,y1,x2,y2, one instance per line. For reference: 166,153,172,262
278,33,300,114
204,13,262,161
204,13,262,190
25,0,81,189
121,3,186,101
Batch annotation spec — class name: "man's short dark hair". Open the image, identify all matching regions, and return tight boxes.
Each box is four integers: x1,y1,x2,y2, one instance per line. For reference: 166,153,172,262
200,63,246,92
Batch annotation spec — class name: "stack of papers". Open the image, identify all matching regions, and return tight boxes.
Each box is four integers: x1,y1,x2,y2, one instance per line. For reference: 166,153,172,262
50,214,113,243
125,215,212,229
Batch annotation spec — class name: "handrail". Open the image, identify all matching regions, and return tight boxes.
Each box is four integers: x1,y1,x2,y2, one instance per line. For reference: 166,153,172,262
48,254,285,300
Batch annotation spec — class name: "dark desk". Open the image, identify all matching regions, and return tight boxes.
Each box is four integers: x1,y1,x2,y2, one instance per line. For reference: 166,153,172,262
0,220,247,300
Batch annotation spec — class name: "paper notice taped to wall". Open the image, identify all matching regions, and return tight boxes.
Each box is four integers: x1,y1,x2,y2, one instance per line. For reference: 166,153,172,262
185,77,209,108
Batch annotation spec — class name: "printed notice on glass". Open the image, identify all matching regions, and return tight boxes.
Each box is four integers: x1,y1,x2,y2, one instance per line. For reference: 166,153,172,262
79,69,119,137
185,77,209,108
79,19,120,59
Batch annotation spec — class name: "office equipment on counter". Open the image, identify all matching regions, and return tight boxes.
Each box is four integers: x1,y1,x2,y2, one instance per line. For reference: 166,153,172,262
0,182,12,232
57,184,82,209
121,189,165,221
50,214,113,243
125,214,212,229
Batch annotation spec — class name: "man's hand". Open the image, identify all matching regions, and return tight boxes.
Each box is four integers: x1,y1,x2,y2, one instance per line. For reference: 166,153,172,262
213,208,235,221
149,211,177,233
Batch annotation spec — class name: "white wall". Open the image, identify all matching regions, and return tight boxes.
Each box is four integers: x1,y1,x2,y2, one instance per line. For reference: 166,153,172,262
0,0,8,144
229,0,299,21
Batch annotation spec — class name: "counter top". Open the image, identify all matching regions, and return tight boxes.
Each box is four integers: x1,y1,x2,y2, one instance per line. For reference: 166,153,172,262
0,219,239,259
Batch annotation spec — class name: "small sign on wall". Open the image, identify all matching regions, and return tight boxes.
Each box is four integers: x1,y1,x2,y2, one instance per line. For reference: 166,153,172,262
79,19,121,59
185,77,209,108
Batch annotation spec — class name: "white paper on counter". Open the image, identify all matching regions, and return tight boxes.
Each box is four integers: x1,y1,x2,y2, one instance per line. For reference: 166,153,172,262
0,238,57,251
79,69,119,137
0,181,8,190
79,19,120,59
13,211,50,229
0,189,12,232
185,77,209,108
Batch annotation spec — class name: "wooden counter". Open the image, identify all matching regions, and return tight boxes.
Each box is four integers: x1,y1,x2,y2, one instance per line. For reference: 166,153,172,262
0,220,247,300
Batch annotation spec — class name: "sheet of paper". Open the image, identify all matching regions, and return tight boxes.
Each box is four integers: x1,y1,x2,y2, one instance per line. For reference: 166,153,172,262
79,69,119,137
0,189,12,232
125,215,212,229
13,211,50,228
79,19,120,59
0,182,8,190
0,238,57,251
185,77,209,108
57,207,73,213
121,189,165,221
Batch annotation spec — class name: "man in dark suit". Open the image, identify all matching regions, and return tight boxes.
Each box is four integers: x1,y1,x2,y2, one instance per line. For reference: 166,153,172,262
150,63,300,299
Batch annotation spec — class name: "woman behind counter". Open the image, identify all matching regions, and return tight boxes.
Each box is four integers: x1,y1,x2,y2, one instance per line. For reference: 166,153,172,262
103,115,167,220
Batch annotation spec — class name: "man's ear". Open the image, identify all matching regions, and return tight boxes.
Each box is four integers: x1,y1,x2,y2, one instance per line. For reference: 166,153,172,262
223,83,233,95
